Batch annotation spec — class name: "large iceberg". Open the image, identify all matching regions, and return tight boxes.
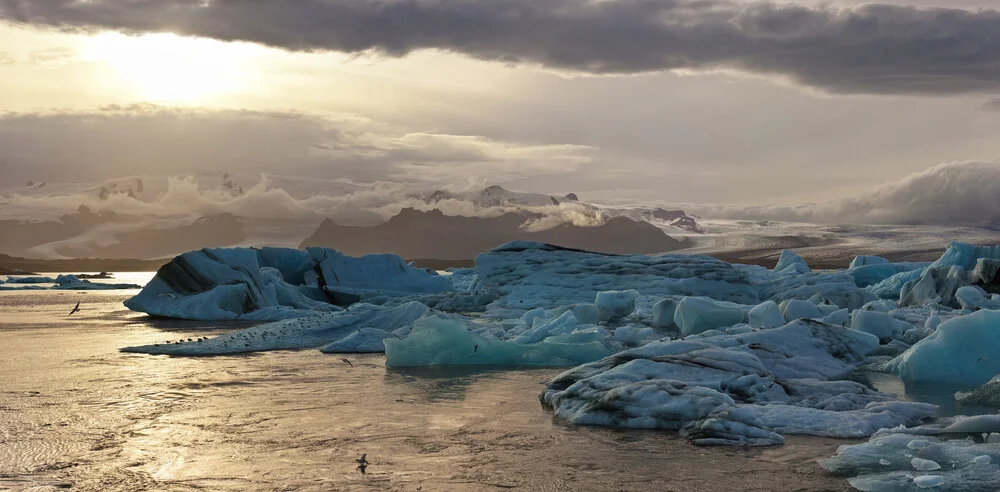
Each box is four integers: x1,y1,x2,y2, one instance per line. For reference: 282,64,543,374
473,242,760,317
540,319,935,445
124,247,451,321
885,310,1000,387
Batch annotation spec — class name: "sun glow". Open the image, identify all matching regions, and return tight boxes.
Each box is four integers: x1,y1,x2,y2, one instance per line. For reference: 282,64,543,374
82,32,259,102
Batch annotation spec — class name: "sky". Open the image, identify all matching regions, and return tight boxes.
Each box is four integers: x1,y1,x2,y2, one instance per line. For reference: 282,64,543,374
1,0,1000,216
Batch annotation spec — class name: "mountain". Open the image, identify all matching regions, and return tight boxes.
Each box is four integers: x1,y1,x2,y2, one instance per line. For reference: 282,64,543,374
0,205,121,257
299,208,687,259
53,213,244,259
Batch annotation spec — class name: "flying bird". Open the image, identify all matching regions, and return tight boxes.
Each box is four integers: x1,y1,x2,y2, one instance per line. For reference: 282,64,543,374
342,358,353,367
474,344,479,353
356,454,368,465
69,302,81,315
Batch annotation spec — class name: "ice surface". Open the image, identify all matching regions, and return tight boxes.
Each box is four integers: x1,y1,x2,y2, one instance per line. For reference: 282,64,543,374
849,262,929,288
384,316,616,367
121,302,431,355
885,310,1000,386
899,266,968,308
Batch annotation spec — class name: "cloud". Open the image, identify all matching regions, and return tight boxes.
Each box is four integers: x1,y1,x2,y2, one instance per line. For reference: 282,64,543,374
680,161,1000,225
0,50,13,64
26,46,74,64
2,0,1000,95
983,99,1000,112
0,105,593,186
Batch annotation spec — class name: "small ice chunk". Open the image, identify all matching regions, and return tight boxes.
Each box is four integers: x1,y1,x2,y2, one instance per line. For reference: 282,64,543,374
774,250,811,274
913,475,945,488
973,455,992,465
614,326,655,345
673,297,747,336
879,459,891,466
780,299,823,322
911,457,941,471
595,290,638,322
748,300,784,328
851,310,912,344
652,298,679,329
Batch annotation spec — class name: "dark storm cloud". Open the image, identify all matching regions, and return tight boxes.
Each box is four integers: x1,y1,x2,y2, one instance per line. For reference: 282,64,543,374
2,0,1000,95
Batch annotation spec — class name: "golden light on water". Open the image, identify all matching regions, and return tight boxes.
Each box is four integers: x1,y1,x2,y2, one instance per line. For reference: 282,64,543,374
81,32,260,103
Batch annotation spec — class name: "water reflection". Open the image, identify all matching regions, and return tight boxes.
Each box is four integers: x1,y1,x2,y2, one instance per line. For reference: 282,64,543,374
855,370,999,417
384,365,552,403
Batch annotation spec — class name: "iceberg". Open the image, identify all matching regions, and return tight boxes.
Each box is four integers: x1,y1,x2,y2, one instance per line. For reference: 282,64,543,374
384,316,616,367
4,276,56,283
773,250,811,275
885,310,1000,387
121,301,431,355
747,300,785,328
851,310,914,344
124,247,450,321
540,319,932,445
473,241,760,317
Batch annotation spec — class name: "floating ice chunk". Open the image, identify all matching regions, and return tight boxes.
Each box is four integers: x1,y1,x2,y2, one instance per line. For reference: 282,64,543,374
673,297,747,336
852,310,913,344
513,311,581,344
879,459,891,466
913,475,945,488
595,290,638,322
121,301,430,355
912,457,942,471
886,310,1000,386
851,256,890,268
4,276,55,283
614,326,655,345
780,299,823,322
652,298,679,328
774,250,810,274
748,300,784,328
384,316,615,367
749,401,936,438
319,328,390,353
553,303,600,325
974,455,992,465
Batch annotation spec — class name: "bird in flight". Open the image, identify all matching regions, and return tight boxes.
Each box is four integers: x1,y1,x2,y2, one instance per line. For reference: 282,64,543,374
69,302,81,315
342,358,353,367
474,344,479,353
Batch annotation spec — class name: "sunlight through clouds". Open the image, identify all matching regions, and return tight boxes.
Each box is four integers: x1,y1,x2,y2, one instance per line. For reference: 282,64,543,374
80,32,262,103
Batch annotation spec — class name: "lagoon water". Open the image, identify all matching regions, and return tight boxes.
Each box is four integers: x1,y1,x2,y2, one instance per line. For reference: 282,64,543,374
0,287,854,491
